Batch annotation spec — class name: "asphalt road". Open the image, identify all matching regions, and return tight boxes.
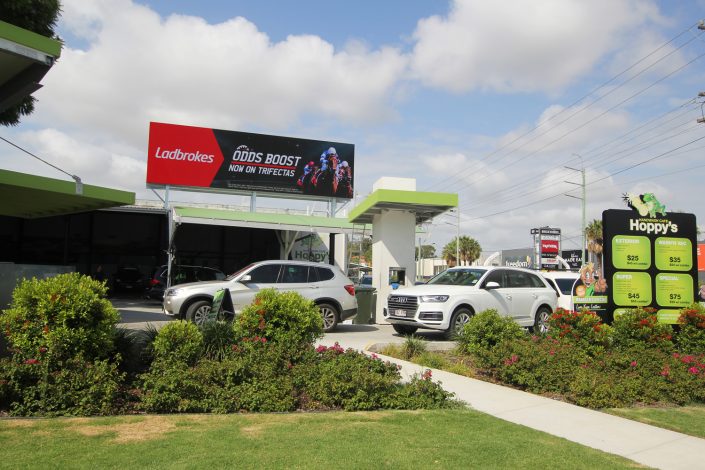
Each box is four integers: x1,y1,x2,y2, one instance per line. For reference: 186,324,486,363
113,298,455,351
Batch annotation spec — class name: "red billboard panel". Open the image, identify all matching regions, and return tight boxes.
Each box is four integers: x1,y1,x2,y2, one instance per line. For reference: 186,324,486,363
147,122,355,199
541,240,559,253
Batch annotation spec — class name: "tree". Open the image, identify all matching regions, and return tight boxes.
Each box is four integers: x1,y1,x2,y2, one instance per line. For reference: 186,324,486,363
441,239,457,267
0,1,62,126
415,244,436,260
458,236,482,265
584,219,603,269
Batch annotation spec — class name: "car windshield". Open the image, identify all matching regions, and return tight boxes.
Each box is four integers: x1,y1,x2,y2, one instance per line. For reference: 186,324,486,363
554,278,577,295
226,263,256,281
426,268,487,286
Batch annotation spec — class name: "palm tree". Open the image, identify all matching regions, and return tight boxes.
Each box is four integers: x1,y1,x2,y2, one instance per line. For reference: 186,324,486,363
584,219,603,269
442,239,458,267
458,236,482,266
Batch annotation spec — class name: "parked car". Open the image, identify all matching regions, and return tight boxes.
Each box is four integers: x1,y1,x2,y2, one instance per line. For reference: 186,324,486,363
540,271,580,311
356,274,372,286
145,265,226,300
163,260,358,332
112,267,145,293
384,266,557,338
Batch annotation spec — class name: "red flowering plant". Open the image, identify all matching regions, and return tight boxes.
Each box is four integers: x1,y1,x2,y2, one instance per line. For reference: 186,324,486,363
233,289,323,350
611,307,674,352
546,308,610,356
676,303,705,354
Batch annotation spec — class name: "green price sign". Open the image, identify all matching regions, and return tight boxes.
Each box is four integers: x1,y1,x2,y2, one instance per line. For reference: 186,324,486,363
612,235,651,270
612,271,652,306
655,273,693,307
657,309,682,324
654,237,692,271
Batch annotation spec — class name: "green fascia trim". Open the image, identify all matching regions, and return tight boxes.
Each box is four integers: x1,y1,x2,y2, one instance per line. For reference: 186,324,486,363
175,206,364,231
0,169,135,218
0,170,133,203
0,21,62,58
348,189,458,222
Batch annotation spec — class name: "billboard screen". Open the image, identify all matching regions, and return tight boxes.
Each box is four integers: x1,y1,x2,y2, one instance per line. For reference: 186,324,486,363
146,122,355,199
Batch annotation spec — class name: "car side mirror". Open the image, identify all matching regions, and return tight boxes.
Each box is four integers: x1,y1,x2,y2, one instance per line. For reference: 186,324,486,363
239,274,253,283
485,281,500,290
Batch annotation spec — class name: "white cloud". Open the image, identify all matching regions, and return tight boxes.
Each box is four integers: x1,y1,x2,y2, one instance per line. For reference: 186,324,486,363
410,0,664,94
36,0,408,151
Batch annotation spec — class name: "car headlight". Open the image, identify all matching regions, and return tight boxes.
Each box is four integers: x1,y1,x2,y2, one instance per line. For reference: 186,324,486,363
420,295,449,303
165,288,182,297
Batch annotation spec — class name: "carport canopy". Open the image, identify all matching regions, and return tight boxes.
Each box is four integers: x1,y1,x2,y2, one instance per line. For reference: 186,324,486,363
348,189,458,224
172,206,362,234
0,169,135,218
0,20,62,113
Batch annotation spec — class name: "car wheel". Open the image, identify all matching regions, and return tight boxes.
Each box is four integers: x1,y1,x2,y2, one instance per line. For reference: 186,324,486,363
392,324,418,335
319,303,338,333
444,307,473,340
186,300,211,326
533,307,551,334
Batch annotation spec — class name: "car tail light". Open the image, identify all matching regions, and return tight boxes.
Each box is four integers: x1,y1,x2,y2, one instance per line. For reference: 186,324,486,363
344,284,355,296
150,278,160,286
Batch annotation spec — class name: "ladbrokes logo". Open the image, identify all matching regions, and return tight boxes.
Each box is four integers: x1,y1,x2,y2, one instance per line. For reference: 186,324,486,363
154,147,215,164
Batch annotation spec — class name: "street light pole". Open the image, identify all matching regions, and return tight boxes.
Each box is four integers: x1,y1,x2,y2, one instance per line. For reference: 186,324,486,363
456,207,460,266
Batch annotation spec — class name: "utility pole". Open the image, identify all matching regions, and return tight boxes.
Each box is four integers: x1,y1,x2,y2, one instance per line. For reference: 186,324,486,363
565,155,586,265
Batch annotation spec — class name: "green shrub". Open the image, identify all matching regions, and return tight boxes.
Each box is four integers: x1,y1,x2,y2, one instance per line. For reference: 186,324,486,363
200,321,237,361
568,348,705,408
386,372,460,410
401,335,427,360
456,309,525,362
294,344,402,411
293,344,457,411
676,304,705,354
488,336,589,394
547,308,610,356
0,273,119,362
611,308,674,352
140,341,296,413
234,289,323,348
1,355,124,416
151,321,203,366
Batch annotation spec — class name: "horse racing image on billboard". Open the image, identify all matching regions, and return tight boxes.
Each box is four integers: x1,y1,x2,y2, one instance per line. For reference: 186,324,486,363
147,122,355,199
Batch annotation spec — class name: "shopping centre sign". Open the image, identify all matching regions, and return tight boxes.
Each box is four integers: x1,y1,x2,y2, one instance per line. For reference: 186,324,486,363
146,122,355,200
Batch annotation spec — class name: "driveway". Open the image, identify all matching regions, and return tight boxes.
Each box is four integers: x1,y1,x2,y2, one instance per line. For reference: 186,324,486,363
114,298,455,350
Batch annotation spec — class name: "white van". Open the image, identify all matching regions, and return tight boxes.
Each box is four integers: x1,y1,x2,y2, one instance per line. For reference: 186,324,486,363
540,271,579,311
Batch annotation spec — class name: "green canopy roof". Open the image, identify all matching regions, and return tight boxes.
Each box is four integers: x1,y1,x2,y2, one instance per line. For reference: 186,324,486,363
0,20,62,113
0,169,135,218
174,206,362,234
348,189,457,224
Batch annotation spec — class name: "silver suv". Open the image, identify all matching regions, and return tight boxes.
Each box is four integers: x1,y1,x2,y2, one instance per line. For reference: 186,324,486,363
163,260,358,332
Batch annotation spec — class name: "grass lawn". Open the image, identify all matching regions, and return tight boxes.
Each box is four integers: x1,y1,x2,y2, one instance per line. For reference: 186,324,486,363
0,409,642,469
607,405,705,439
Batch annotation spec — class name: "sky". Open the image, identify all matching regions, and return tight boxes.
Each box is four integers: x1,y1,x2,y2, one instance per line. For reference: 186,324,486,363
2,0,705,256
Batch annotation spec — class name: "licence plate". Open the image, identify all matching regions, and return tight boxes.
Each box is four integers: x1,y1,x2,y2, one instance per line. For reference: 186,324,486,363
394,309,408,317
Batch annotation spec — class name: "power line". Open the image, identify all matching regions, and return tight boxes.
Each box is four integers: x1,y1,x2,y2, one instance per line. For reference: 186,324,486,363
423,23,704,194
0,136,83,193
464,134,705,221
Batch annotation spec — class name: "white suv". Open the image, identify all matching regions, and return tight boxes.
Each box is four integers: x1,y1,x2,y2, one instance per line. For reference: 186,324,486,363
385,266,557,337
163,260,357,332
